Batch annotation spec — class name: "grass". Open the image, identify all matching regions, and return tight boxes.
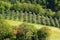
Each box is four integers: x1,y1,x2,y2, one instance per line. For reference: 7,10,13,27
5,19,60,40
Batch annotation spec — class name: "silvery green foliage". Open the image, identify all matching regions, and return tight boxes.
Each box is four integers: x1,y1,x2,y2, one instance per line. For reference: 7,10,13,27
1,11,60,27
54,18,59,27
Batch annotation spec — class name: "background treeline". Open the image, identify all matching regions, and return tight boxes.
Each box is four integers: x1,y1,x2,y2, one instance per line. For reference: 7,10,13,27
0,0,60,18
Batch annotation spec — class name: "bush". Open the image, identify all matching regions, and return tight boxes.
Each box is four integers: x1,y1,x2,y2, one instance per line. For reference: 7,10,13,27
0,15,14,40
14,23,38,40
45,9,55,17
0,1,11,13
37,27,51,40
0,19,7,39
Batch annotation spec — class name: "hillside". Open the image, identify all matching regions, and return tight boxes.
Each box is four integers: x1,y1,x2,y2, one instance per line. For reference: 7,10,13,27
5,19,60,40
0,0,60,40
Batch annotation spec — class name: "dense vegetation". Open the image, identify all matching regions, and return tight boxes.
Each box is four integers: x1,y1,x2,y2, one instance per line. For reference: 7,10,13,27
0,0,60,18
0,0,60,40
0,15,50,40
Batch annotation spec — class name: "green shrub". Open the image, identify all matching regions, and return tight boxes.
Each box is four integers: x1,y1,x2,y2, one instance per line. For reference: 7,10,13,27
37,27,50,40
0,1,11,13
0,15,13,40
0,20,8,39
15,23,38,40
45,9,55,17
